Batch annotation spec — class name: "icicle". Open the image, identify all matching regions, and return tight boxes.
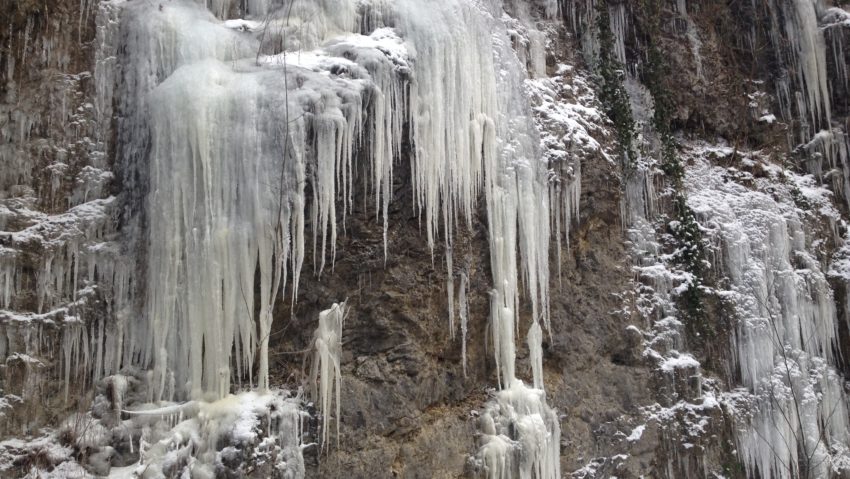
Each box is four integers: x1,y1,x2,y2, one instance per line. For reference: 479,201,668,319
0,256,16,309
676,0,704,82
447,246,455,339
687,151,850,479
608,3,627,66
310,302,346,452
527,321,543,390
459,271,469,377
490,292,516,390
82,9,560,468
762,0,832,136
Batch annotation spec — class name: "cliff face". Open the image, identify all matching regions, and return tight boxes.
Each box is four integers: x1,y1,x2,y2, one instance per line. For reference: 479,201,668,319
1,1,849,478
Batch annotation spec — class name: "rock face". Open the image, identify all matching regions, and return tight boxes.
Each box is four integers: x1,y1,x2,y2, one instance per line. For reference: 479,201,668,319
1,0,850,478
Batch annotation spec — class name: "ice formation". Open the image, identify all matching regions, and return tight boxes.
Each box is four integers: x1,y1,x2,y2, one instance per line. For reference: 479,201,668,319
310,302,345,452
0,374,307,478
123,389,307,478
559,2,850,477
757,0,850,214
474,380,562,479
3,0,570,474
714,3,850,476
75,0,561,407
763,0,832,138
685,146,850,479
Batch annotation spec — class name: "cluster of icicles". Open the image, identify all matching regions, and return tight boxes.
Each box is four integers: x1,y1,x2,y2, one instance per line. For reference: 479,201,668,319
561,0,850,477
686,154,850,479
52,0,570,476
708,2,850,478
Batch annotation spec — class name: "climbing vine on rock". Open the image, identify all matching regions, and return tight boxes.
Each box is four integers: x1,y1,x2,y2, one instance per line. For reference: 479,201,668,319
668,193,708,330
594,0,636,167
637,7,710,334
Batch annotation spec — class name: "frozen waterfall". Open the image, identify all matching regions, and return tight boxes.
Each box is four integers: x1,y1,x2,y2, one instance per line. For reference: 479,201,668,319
75,0,565,475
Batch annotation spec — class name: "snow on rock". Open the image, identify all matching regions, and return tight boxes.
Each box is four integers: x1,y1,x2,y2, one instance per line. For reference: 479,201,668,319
135,390,307,478
659,353,700,373
526,66,606,255
626,424,645,442
0,386,307,479
0,434,78,478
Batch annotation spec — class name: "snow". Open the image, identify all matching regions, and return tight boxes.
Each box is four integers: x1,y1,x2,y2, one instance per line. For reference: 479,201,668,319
525,68,606,258
1,387,307,478
659,353,700,373
644,390,722,438
626,424,645,442
0,434,76,477
7,196,114,249
223,19,263,32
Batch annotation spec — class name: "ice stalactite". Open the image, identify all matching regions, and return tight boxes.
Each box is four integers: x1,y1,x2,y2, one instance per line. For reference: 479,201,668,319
759,0,850,190
0,256,16,309
396,0,496,254
559,0,600,68
459,271,469,377
608,2,628,67
822,8,850,104
471,3,564,477
526,63,598,281
110,0,410,400
674,0,704,83
737,357,849,479
0,183,134,408
777,0,832,137
92,0,122,168
747,3,850,261
310,302,345,452
527,321,544,390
